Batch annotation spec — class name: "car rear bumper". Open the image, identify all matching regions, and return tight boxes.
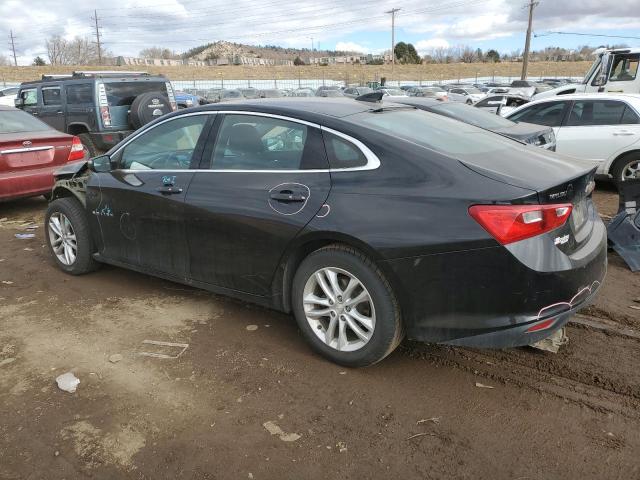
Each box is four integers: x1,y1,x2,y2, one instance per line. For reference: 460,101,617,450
383,220,607,347
0,166,56,201
89,130,133,151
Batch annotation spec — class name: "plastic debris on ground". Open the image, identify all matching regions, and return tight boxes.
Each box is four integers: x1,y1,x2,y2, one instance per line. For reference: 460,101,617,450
14,233,35,239
530,327,569,354
56,372,80,393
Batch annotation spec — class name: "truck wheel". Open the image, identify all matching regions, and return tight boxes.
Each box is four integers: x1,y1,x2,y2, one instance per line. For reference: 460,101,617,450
291,244,404,367
78,133,98,159
45,197,99,275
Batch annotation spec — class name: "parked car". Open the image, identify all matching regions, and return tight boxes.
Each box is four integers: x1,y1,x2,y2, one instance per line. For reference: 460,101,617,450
447,86,485,104
0,86,19,106
511,80,552,95
374,87,407,97
475,94,531,116
175,91,204,109
343,86,373,98
14,71,177,158
380,97,555,150
219,89,245,102
45,98,605,367
506,93,640,181
316,89,344,97
407,86,448,101
0,106,85,201
292,88,315,97
239,88,260,99
259,89,284,98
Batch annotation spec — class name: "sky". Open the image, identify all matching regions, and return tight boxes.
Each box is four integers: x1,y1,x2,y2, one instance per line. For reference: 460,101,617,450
2,0,640,64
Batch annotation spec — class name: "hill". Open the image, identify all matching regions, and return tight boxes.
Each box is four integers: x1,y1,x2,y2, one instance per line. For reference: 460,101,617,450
183,40,359,61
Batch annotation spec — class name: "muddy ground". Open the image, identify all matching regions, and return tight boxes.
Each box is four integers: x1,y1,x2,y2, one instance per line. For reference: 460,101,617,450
1,185,639,480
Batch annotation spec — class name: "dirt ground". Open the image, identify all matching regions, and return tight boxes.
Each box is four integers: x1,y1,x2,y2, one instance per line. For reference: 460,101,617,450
1,184,639,480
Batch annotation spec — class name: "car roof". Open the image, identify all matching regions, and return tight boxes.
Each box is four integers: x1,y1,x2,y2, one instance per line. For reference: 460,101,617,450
196,98,383,119
527,92,640,104
0,105,17,111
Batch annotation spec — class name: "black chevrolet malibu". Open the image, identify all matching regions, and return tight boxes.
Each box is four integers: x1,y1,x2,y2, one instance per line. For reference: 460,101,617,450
46,98,607,367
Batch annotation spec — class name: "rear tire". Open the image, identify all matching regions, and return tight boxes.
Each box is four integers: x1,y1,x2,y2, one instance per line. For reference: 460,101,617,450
45,197,99,275
611,152,640,182
77,133,98,159
291,244,403,367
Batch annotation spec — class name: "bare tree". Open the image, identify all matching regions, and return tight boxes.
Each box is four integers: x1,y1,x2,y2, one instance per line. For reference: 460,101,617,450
460,46,477,63
0,55,10,66
139,47,178,59
46,35,104,65
47,35,69,65
429,46,448,64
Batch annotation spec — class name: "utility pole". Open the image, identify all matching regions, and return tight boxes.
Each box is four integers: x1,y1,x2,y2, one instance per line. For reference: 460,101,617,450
386,8,400,70
521,0,539,80
8,30,17,66
92,9,103,65
310,37,314,52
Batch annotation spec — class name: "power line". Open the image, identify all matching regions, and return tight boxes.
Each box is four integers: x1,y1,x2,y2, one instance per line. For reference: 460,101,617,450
385,7,400,70
521,0,539,80
535,31,640,40
92,9,103,64
8,30,17,66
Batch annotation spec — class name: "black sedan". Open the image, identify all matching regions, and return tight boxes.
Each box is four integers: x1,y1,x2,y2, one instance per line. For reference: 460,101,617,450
365,95,556,150
45,98,606,367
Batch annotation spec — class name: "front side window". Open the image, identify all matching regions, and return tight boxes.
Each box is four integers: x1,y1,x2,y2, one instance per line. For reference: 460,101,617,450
42,87,61,106
609,55,639,82
508,102,567,127
567,100,627,126
211,114,308,170
120,115,208,170
20,88,38,106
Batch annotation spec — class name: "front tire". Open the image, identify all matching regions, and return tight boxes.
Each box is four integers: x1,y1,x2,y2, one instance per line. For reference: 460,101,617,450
291,245,403,367
45,197,99,275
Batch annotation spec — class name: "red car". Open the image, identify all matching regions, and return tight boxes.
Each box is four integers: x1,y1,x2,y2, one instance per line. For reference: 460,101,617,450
0,106,85,201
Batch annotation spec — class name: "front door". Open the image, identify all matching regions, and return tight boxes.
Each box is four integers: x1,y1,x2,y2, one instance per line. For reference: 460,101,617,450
39,86,66,132
185,112,332,296
87,113,213,278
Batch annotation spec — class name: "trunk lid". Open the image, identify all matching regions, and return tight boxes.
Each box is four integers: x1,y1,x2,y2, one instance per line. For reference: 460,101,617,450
0,131,72,172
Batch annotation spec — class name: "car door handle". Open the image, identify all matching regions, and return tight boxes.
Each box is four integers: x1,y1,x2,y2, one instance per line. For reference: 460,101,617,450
270,191,307,202
157,186,183,195
613,131,636,136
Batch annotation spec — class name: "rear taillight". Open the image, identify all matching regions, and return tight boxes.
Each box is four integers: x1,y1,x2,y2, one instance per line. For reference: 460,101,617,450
68,136,85,161
98,83,111,126
469,203,573,245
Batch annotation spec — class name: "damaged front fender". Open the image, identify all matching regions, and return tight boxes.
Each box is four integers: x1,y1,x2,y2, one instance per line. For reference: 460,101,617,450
51,161,90,206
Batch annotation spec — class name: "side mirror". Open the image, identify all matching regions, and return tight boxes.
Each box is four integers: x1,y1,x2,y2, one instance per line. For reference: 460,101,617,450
88,154,112,173
14,98,24,108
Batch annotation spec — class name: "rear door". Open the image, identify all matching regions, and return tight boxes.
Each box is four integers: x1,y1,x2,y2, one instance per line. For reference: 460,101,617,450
555,99,640,169
65,83,96,133
184,112,331,296
39,85,66,132
87,113,213,277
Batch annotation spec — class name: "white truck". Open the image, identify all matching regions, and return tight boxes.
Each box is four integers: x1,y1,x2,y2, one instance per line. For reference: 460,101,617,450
535,47,640,99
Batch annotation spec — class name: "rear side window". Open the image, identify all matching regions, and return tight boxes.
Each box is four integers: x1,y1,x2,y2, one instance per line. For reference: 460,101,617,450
42,87,61,106
567,100,627,126
509,102,566,127
621,106,640,124
120,115,207,170
323,132,367,169
20,88,38,106
66,84,94,104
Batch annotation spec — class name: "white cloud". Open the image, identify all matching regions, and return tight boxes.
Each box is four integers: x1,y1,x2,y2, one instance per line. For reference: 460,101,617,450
415,38,450,54
335,42,367,53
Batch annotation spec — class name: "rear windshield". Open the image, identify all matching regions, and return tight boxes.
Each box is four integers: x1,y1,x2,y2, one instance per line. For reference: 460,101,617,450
0,110,50,133
351,109,516,157
104,81,168,107
432,103,516,129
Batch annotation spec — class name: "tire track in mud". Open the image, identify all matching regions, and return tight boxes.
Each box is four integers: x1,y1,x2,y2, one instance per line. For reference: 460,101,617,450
402,322,640,420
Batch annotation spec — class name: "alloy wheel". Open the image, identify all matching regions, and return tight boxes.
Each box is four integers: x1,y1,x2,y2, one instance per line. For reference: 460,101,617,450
48,212,77,266
303,267,376,352
621,159,640,181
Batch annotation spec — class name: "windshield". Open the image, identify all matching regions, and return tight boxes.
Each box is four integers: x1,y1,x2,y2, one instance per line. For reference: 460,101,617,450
223,90,243,98
0,109,51,133
583,56,602,84
351,109,517,158
384,89,407,96
358,87,373,94
432,103,516,129
104,81,169,106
